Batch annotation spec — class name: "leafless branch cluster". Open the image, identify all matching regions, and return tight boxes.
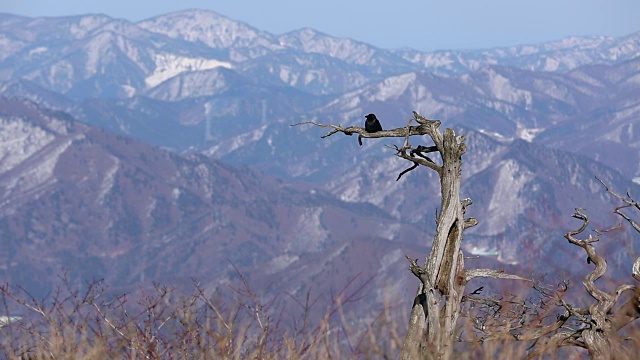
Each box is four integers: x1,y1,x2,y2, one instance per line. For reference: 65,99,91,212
460,278,569,341
598,177,640,241
524,203,640,359
0,268,388,359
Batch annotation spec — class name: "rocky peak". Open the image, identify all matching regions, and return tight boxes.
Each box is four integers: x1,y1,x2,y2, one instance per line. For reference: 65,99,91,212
137,9,278,50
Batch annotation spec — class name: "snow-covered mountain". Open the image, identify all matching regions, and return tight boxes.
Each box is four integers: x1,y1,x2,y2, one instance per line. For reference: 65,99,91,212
2,8,638,182
1,8,638,199
0,9,639,306
394,32,640,74
2,9,638,99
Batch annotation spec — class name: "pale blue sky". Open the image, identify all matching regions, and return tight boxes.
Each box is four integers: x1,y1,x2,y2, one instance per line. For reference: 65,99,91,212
1,0,638,51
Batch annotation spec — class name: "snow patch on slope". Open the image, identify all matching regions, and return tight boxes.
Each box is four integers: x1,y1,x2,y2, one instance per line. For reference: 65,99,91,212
0,136,73,205
205,124,267,157
483,159,533,236
69,15,112,39
96,155,120,204
29,47,48,56
486,69,532,107
369,73,417,101
517,125,545,142
145,53,233,88
380,248,402,273
287,207,328,253
0,117,55,173
327,157,407,215
265,253,300,274
84,32,113,75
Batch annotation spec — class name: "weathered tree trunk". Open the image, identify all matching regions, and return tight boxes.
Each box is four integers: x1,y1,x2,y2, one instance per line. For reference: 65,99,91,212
400,119,469,360
559,208,640,360
293,112,506,359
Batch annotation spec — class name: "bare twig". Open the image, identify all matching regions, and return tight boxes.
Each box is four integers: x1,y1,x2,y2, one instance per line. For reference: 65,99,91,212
464,269,531,283
596,176,640,233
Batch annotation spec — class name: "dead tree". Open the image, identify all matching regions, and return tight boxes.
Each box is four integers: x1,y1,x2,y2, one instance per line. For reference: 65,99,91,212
467,196,640,359
523,181,640,359
293,112,530,359
293,112,640,359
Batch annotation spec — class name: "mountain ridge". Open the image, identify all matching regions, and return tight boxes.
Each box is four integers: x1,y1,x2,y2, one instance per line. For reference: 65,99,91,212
1,10,637,181
0,97,431,302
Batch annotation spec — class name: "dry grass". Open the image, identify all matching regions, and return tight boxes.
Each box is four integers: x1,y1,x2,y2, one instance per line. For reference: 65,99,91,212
0,272,638,359
0,272,402,359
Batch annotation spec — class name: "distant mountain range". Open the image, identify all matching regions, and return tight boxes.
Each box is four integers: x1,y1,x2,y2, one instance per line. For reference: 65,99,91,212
0,97,429,299
0,10,639,314
1,10,638,180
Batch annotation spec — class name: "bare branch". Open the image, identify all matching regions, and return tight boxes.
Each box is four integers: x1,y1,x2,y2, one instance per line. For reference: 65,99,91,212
290,121,438,141
413,145,438,161
463,218,478,229
557,297,591,324
402,116,413,151
460,198,473,210
396,163,418,181
517,311,573,342
564,208,627,312
396,150,442,173
525,328,581,359
610,285,640,331
395,145,440,181
559,206,640,358
464,269,532,283
596,176,640,233
405,256,433,290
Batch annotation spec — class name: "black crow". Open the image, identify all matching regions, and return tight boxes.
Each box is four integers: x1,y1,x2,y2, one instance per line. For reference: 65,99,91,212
359,113,383,146
365,113,383,133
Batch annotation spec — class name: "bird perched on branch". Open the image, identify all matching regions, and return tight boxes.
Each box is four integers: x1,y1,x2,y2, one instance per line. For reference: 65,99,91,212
365,113,383,133
359,113,383,146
